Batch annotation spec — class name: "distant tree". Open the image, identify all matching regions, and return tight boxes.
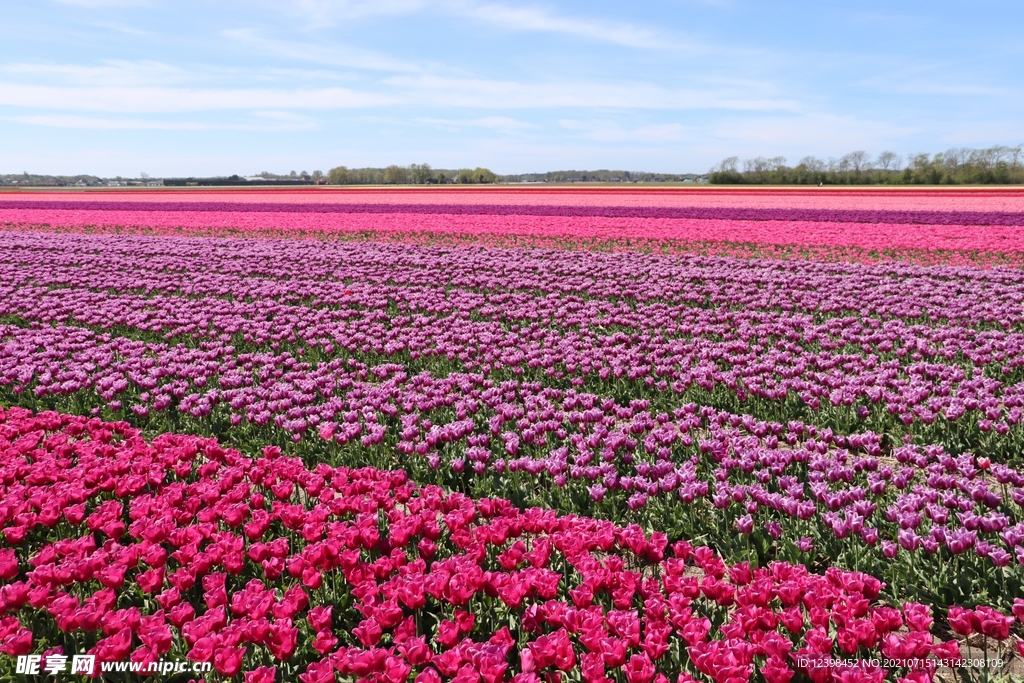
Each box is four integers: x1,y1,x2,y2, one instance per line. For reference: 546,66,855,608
455,168,496,184
943,148,970,174
473,167,496,183
742,156,785,182
716,157,740,174
991,145,1012,165
799,156,826,173
327,166,349,185
842,151,872,173
383,165,408,184
1010,145,1023,169
708,157,743,183
875,151,901,172
908,153,931,170
409,163,433,184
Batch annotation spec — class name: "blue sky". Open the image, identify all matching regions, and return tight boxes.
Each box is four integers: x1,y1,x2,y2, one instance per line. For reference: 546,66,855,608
2,0,1023,176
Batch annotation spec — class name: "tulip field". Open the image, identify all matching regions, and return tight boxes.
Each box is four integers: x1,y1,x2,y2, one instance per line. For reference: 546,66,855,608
1,188,1024,682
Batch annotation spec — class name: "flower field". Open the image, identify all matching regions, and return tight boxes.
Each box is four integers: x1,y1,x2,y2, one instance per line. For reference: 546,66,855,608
1,187,1024,681
4,188,1024,266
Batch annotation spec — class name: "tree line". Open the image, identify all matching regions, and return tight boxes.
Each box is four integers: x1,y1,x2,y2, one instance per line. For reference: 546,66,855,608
326,164,496,185
325,165,704,185
0,173,103,187
709,145,1024,185
502,170,703,183
0,167,702,187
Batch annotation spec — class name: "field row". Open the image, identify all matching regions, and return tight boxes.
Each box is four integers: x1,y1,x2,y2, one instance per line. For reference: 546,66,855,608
4,189,1024,265
6,199,1024,226
5,213,1024,262
0,406,1004,682
7,188,1024,211
4,190,1024,680
0,234,1023,618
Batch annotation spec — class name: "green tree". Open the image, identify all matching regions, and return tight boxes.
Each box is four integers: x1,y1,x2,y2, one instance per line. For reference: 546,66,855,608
473,167,496,183
383,165,408,184
409,163,433,184
327,166,350,185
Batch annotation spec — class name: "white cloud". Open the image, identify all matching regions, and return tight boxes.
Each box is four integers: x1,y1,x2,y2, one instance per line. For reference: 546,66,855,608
450,2,671,50
386,74,797,110
0,82,397,112
1,60,188,86
9,112,319,131
274,0,428,27
272,0,674,49
859,72,1015,98
559,120,690,143
0,59,798,115
931,120,1024,147
85,20,150,36
417,116,533,134
51,0,151,6
222,28,422,73
834,56,1022,100
9,115,209,130
707,113,919,157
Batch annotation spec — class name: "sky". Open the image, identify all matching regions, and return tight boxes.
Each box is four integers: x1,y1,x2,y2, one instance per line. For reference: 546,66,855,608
2,0,1023,176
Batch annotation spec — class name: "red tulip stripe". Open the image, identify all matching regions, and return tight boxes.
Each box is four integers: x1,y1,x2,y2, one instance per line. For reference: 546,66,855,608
4,188,1024,265
0,407,980,682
